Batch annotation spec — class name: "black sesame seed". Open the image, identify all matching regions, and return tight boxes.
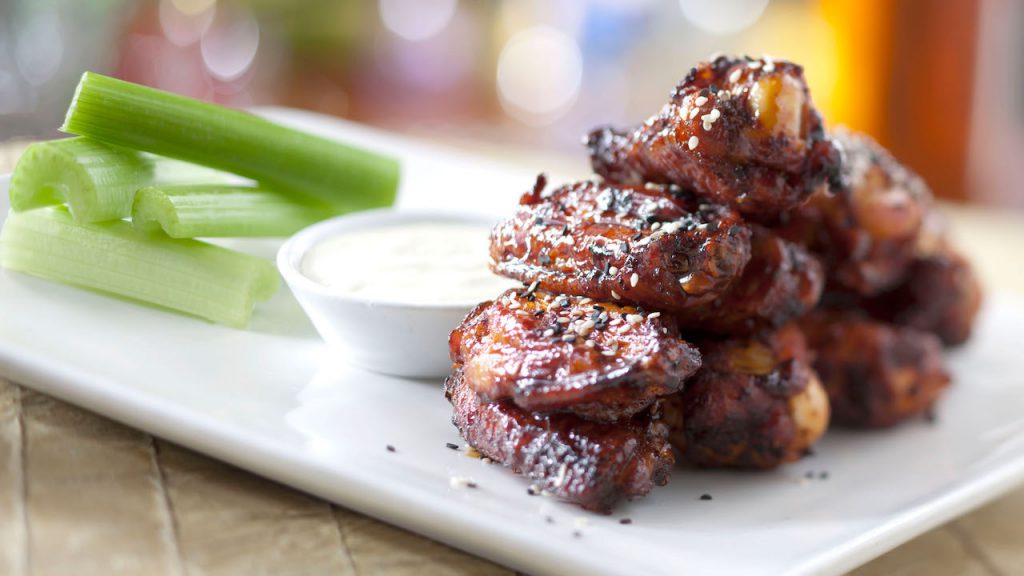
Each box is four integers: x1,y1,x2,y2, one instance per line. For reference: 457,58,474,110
534,216,544,226
699,87,709,97
805,471,815,479
386,445,396,453
539,253,551,266
545,516,555,524
445,442,459,450
527,487,538,496
619,518,633,525
925,410,937,424
819,471,829,480
562,223,570,236
572,530,583,538
533,309,544,317
632,232,643,241
465,481,478,489
709,84,718,94
700,494,712,501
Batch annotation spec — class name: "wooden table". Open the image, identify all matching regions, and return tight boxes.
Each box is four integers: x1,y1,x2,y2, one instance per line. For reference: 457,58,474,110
1,140,1022,576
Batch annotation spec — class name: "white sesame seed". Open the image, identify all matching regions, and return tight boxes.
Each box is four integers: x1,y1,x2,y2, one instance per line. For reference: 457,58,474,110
763,61,775,73
509,300,521,309
626,314,643,325
630,273,639,287
710,108,721,120
729,69,742,83
599,311,609,322
608,266,619,276
528,280,540,293
555,463,569,487
561,334,576,342
748,61,762,69
481,457,493,465
703,121,713,131
688,136,699,150
585,340,596,348
543,328,555,337
694,95,708,106
647,312,662,319
651,222,662,231
557,316,570,324
580,297,592,304
579,319,596,337
450,476,475,488
688,107,700,120
611,290,621,300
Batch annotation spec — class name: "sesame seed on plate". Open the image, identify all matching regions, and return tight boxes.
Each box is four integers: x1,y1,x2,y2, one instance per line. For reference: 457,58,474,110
445,442,459,450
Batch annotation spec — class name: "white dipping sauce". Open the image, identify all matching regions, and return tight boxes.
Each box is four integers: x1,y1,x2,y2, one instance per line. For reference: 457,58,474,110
301,222,519,305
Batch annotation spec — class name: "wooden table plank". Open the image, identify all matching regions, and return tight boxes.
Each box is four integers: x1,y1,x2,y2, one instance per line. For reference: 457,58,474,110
0,379,27,576
333,507,513,576
156,441,356,576
20,389,183,576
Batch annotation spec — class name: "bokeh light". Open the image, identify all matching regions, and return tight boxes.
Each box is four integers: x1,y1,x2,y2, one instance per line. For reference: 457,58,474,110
496,26,583,125
200,7,259,81
678,0,769,35
379,0,458,42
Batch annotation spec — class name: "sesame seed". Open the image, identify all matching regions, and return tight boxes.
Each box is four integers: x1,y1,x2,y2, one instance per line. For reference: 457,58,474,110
610,290,621,300
386,444,396,452
527,485,540,496
647,312,661,319
543,328,555,337
763,61,775,73
694,95,708,106
557,317,570,324
700,493,713,501
561,334,576,343
585,340,596,348
579,319,596,337
688,136,699,150
651,222,662,231
626,314,643,325
555,463,569,487
527,280,540,294
619,518,633,525
445,442,459,450
688,107,700,120
545,516,555,524
572,530,582,538
630,273,639,287
509,300,521,309
703,121,713,131
729,68,742,83
608,266,619,275
709,108,720,120
481,457,493,465
450,476,476,488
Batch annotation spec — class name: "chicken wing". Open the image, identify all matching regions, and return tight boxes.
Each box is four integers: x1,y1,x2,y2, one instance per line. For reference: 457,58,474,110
446,370,674,513
490,177,752,312
662,324,829,468
861,248,983,347
800,310,950,427
672,226,824,335
779,128,931,295
587,55,842,221
450,288,701,422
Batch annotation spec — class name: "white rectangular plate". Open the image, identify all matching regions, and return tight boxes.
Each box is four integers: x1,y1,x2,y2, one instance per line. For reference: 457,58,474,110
2,109,1024,576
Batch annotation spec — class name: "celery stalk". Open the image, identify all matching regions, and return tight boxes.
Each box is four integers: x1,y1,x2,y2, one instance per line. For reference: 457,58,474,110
62,72,400,210
9,137,229,223
132,184,337,238
0,206,279,328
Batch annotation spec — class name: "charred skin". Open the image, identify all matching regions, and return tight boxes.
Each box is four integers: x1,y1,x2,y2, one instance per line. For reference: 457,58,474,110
490,177,752,312
780,129,932,296
449,289,701,422
672,226,824,335
862,248,982,347
801,310,950,428
587,56,842,221
446,370,674,513
662,325,829,468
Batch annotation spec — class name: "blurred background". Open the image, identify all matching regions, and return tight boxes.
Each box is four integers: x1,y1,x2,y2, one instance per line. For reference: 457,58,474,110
0,0,1020,207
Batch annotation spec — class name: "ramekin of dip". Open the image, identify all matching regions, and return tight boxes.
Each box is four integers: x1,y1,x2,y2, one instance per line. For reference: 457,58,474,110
277,209,519,378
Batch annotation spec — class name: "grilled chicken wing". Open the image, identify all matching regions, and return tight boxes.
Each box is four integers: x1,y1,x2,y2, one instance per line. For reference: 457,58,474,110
587,56,842,221
779,129,932,295
863,248,982,347
446,370,674,513
662,324,829,468
490,177,752,312
672,226,824,335
450,288,701,422
801,310,950,427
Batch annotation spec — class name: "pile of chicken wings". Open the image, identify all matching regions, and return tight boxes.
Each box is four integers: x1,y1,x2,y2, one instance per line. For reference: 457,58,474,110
445,55,981,513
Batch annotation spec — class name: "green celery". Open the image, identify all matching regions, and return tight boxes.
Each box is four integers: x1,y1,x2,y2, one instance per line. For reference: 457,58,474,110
62,72,401,210
0,206,279,328
132,184,337,238
9,137,229,223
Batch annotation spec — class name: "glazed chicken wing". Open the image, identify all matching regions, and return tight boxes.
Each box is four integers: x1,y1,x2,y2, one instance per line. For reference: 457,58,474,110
862,247,982,347
662,324,829,468
779,128,932,295
801,310,950,427
587,56,842,221
490,177,752,312
672,226,824,335
450,288,701,422
446,370,674,513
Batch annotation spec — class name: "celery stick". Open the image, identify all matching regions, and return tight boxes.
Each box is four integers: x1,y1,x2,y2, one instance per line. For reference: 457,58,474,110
9,137,230,223
132,184,337,238
0,206,278,328
62,72,400,210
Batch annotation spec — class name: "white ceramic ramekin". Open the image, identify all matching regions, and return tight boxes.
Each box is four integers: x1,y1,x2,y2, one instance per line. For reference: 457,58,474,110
277,209,500,378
